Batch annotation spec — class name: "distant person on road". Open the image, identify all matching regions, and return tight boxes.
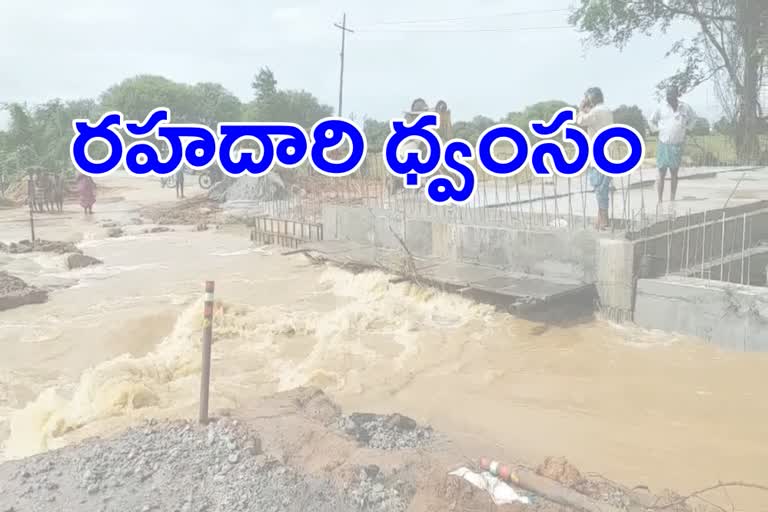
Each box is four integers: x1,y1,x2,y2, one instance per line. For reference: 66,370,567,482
576,87,614,230
52,173,65,212
76,173,96,215
27,171,36,211
650,85,696,204
176,169,185,199
35,171,50,212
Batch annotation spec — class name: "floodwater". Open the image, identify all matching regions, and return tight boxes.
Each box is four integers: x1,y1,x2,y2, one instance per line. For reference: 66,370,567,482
1,174,767,507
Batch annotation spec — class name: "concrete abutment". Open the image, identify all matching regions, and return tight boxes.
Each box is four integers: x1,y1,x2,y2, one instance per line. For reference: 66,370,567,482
317,204,768,351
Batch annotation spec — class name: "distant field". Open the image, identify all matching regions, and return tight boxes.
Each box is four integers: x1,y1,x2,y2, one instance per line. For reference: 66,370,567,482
644,134,740,166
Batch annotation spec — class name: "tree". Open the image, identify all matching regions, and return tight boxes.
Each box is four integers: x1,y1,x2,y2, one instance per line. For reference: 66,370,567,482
569,0,767,161
188,82,242,128
100,75,242,126
452,115,497,143
100,75,191,122
0,99,102,174
613,105,649,136
500,100,573,138
251,67,277,103
363,119,390,152
690,116,711,136
3,103,36,151
714,116,735,135
244,67,333,129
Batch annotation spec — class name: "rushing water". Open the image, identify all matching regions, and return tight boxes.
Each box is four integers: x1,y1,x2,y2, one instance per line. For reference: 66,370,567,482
1,175,767,507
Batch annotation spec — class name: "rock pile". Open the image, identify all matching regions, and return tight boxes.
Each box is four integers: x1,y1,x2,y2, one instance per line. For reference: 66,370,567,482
66,254,103,270
0,271,47,311
337,413,433,450
0,418,411,512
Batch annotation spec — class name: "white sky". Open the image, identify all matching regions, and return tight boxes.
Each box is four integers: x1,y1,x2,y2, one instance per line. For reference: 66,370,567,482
0,0,723,128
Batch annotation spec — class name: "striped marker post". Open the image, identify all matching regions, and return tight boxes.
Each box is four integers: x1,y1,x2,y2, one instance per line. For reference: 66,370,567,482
199,280,215,424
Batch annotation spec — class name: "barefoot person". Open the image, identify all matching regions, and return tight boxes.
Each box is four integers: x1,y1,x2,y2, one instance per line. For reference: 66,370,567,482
650,85,696,204
576,87,614,230
76,174,96,215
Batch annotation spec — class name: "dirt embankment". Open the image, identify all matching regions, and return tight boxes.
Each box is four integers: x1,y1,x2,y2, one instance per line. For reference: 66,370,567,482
0,239,81,255
140,196,221,227
0,388,704,512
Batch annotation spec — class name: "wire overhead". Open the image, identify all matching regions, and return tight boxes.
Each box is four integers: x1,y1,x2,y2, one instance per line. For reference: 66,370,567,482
358,25,573,34
358,7,570,28
354,7,573,34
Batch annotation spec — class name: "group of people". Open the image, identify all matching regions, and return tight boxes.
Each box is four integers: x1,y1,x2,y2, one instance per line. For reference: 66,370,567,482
26,170,65,213
576,85,696,230
26,170,97,215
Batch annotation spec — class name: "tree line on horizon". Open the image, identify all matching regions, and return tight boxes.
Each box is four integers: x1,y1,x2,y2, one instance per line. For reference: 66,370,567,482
2,0,767,176
0,69,726,178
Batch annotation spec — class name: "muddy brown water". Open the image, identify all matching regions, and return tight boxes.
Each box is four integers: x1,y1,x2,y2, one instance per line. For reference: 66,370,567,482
1,174,766,508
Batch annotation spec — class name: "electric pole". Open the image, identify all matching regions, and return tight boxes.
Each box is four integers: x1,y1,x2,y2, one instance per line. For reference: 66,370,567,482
333,13,354,117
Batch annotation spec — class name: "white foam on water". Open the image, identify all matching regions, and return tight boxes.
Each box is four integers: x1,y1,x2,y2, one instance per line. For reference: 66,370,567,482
1,265,492,460
212,246,273,257
52,263,166,284
2,298,207,459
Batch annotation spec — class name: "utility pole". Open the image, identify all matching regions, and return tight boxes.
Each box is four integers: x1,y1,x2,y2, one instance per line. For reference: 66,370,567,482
333,13,354,117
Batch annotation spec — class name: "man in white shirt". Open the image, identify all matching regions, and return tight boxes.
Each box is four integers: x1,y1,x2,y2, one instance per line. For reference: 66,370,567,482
650,86,696,203
576,87,614,230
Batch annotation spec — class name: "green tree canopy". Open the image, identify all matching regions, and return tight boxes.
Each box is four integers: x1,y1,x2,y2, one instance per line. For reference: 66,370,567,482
244,67,333,129
569,0,767,160
363,119,390,152
690,116,711,136
613,105,649,136
100,75,241,126
714,116,734,135
452,115,496,144
0,99,99,174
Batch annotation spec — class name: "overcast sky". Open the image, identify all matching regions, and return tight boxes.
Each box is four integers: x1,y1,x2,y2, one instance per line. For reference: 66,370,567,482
1,0,723,128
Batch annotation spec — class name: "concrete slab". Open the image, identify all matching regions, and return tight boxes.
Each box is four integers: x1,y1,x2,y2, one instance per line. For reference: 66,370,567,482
470,274,583,300
419,262,507,287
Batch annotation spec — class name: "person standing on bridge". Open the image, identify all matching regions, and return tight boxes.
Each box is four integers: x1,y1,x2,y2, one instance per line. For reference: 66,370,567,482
650,85,696,205
576,87,614,230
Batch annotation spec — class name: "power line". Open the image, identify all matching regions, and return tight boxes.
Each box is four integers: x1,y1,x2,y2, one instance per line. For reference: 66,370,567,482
356,8,570,28
357,25,574,34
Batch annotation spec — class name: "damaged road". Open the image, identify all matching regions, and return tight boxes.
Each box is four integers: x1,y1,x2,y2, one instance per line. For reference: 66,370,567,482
0,388,702,512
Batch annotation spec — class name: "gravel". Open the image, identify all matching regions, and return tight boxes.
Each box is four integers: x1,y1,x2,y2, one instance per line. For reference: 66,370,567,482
337,413,433,450
0,418,412,512
208,174,286,203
